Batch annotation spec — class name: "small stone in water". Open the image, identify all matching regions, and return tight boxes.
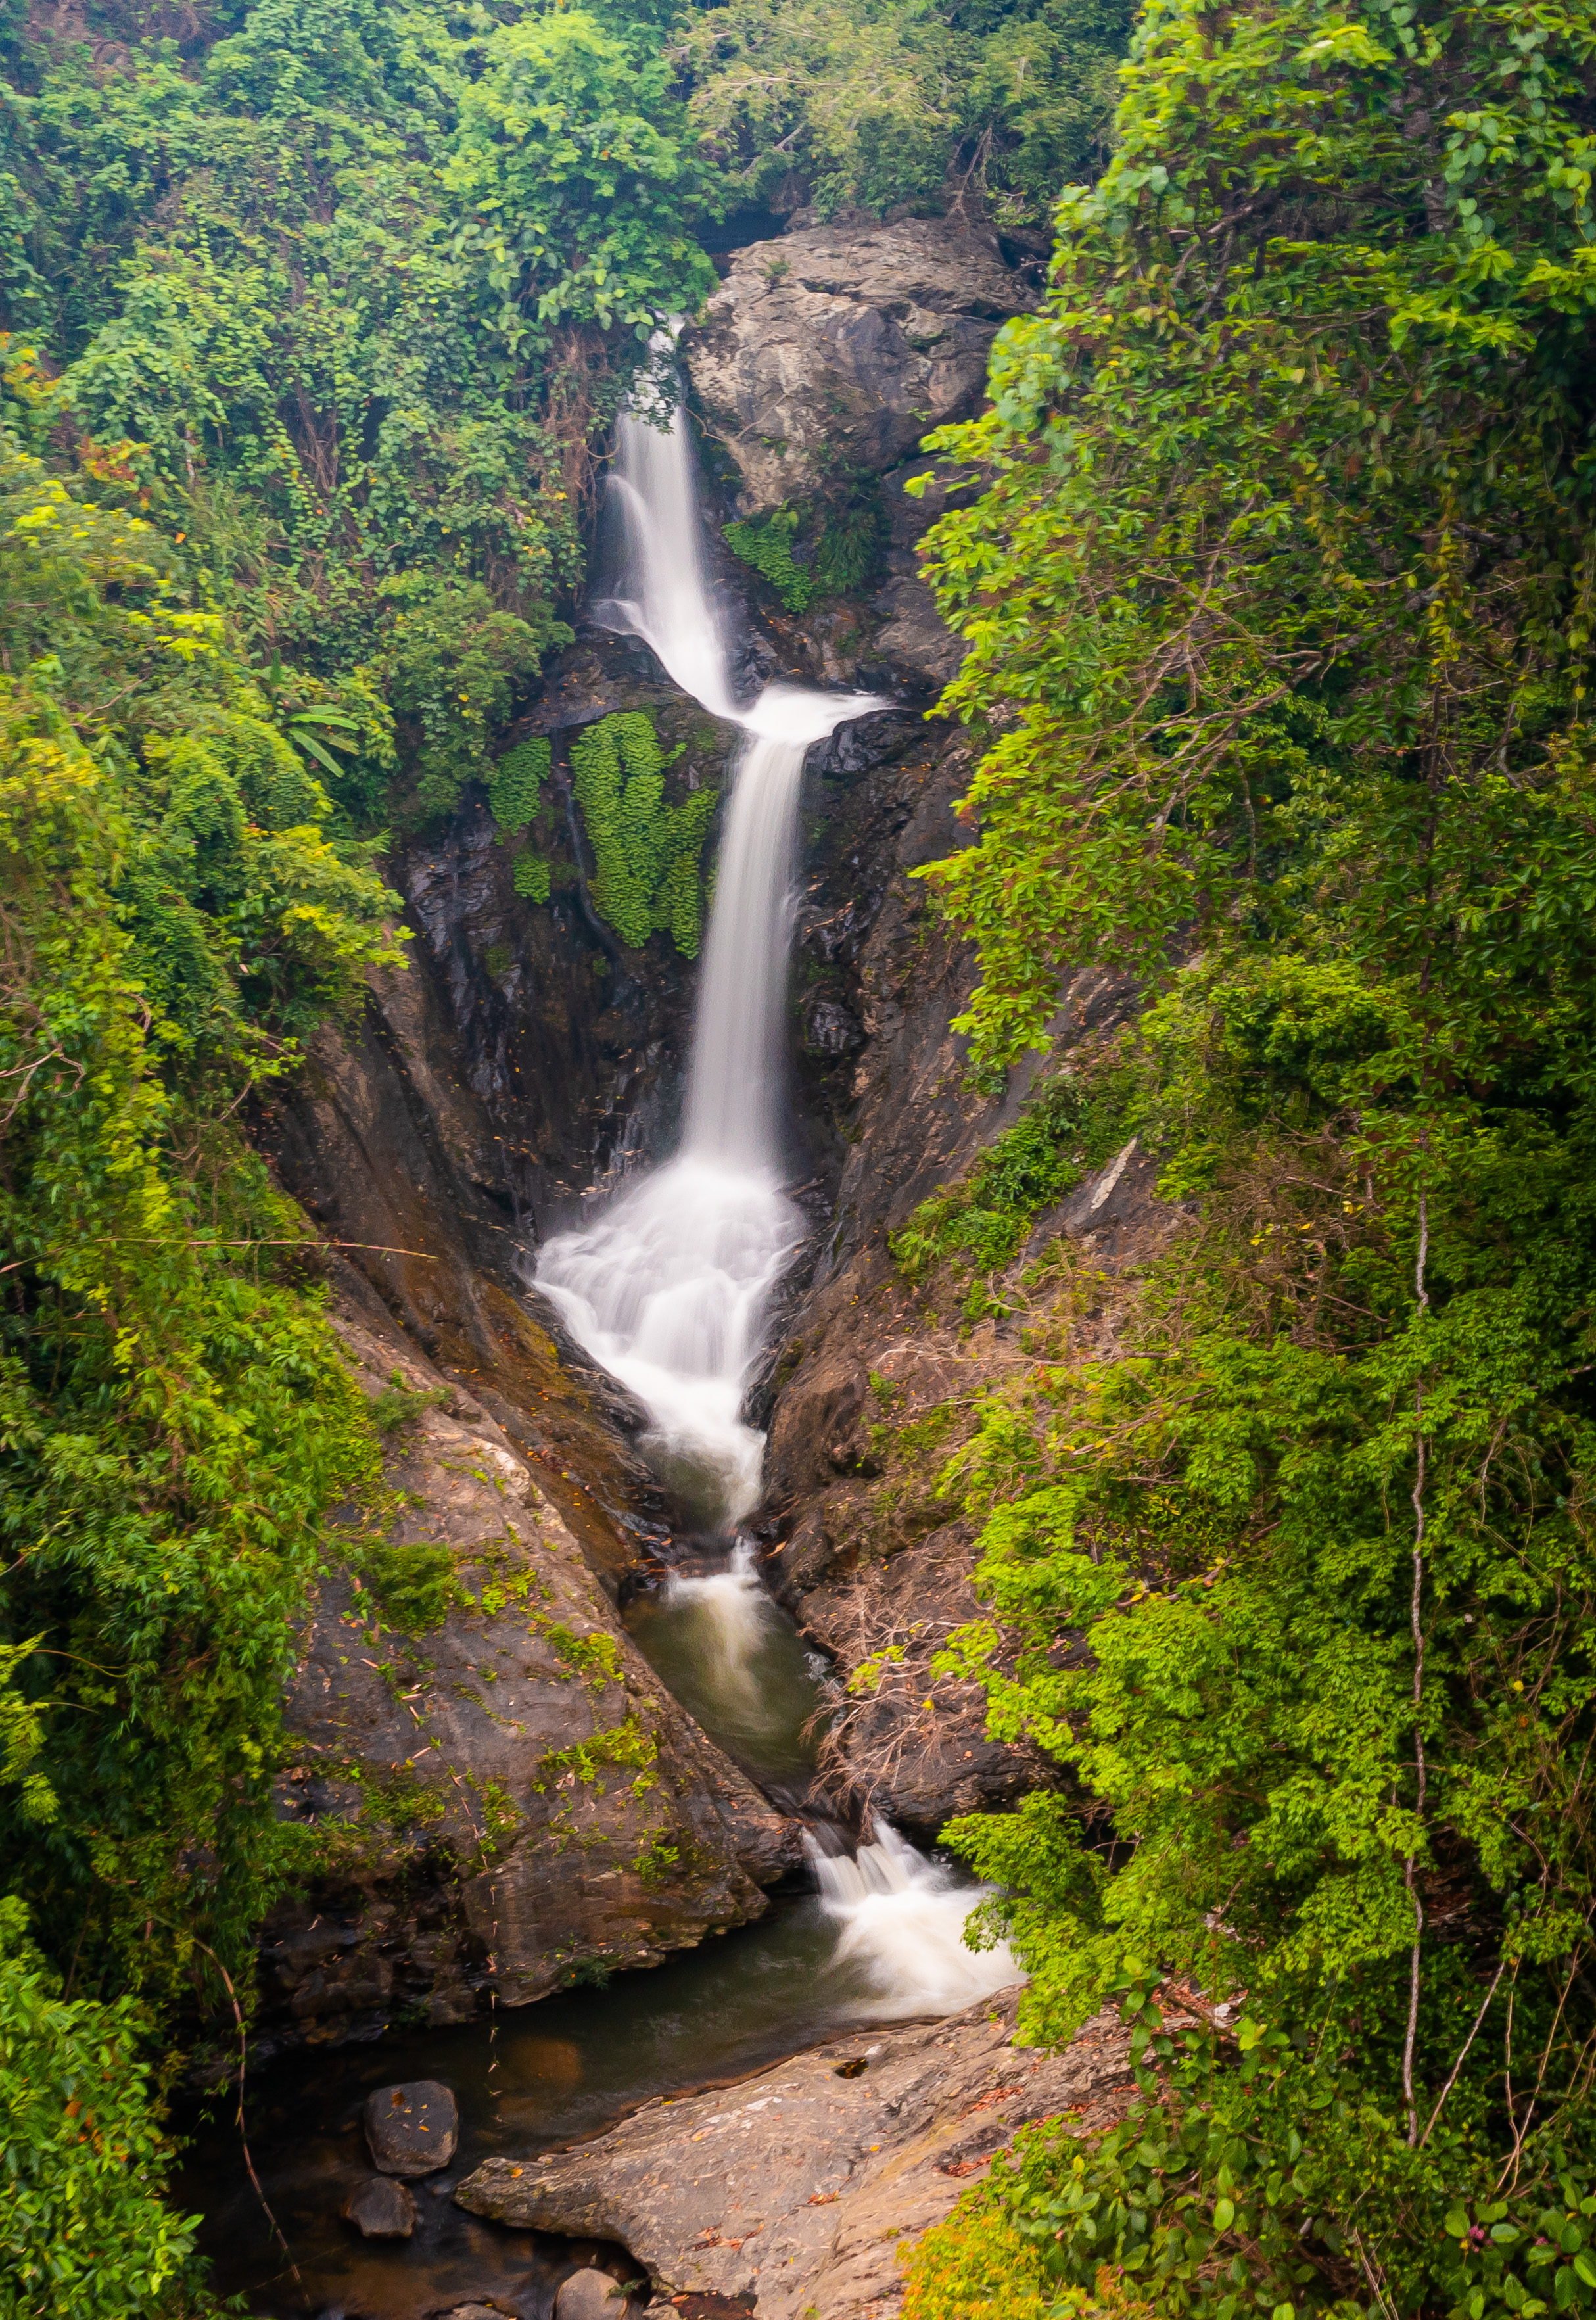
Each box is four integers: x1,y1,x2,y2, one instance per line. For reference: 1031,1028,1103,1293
343,2175,417,2238
554,2271,629,2317
363,2079,459,2176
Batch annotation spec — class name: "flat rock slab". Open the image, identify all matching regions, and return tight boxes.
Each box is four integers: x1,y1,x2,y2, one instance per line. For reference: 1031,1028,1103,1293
365,2079,459,2176
456,1992,1135,2319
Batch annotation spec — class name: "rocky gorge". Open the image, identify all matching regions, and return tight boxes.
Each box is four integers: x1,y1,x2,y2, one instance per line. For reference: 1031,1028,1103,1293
217,203,1158,2316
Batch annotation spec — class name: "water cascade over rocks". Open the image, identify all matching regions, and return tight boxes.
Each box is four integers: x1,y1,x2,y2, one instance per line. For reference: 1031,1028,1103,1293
534,370,1020,2017
810,1818,1021,2016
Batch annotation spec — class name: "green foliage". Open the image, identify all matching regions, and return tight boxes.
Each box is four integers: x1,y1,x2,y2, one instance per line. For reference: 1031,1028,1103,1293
679,0,1133,224
446,9,718,339
923,1977,1596,2320
0,431,389,2018
513,851,553,903
632,1829,682,1884
360,1541,460,1635
569,711,718,955
909,4,1596,2309
810,496,885,595
901,2202,1140,2319
0,1899,199,2319
533,1714,658,1793
1,0,718,814
724,508,815,611
892,1069,1129,1306
541,1622,623,1687
723,494,885,611
918,0,1596,1074
489,736,552,834
380,580,566,824
0,1643,55,1828
369,1369,451,1437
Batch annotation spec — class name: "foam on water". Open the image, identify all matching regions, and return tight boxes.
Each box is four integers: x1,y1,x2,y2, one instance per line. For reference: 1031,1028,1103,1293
536,1154,799,1525
659,1539,778,1712
807,1818,1023,2016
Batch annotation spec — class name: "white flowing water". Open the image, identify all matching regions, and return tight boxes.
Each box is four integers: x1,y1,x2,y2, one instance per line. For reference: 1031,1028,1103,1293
536,373,1022,2016
537,383,880,1523
807,1819,1023,2016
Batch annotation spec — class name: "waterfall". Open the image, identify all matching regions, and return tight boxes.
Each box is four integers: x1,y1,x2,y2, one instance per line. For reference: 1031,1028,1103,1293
536,386,880,1525
593,379,738,721
534,375,1022,2020
807,1819,1022,2016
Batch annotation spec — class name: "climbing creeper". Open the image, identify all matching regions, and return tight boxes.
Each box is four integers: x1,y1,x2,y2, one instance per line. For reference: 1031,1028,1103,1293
569,711,717,956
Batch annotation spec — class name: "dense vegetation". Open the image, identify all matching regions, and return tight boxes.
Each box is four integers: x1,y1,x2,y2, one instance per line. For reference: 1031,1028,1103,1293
10,0,1592,2310
897,0,1596,2312
0,0,1131,2306
0,426,390,2310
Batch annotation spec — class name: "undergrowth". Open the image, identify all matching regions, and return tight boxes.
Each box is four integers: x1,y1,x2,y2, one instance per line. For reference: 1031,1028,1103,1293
723,493,886,612
891,1063,1134,1319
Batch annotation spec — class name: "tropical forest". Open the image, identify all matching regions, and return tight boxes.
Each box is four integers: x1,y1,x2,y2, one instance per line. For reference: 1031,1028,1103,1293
1,0,1594,2314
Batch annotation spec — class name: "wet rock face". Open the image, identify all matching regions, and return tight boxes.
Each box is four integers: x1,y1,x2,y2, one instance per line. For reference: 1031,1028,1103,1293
456,1991,1138,2320
683,218,1032,515
258,646,747,1584
256,1292,801,2056
364,2081,459,2176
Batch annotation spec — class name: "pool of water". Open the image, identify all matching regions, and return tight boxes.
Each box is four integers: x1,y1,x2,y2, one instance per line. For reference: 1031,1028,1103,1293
624,1541,827,1793
180,1889,880,2319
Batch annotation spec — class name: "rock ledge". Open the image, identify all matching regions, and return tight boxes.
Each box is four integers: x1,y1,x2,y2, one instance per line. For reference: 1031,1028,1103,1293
456,1990,1135,2319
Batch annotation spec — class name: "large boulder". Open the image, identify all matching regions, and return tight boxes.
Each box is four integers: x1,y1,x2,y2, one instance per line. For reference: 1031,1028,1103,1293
255,1294,802,2054
553,2270,630,2317
683,217,1031,515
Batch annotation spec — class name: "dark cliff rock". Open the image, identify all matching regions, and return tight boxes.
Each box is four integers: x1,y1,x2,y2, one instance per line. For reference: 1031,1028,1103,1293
258,1289,799,2057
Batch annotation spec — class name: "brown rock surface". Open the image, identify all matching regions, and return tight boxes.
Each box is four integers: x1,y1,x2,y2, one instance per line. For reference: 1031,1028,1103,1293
554,2269,633,2317
343,2173,417,2238
364,2079,459,2175
684,218,1031,515
256,1290,801,2052
456,1989,1135,2318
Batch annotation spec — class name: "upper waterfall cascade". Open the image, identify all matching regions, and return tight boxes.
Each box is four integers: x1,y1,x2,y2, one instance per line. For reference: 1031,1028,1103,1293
535,383,881,1525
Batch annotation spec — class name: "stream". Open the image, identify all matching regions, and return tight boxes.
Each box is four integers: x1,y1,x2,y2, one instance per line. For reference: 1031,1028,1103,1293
187,362,1020,2319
